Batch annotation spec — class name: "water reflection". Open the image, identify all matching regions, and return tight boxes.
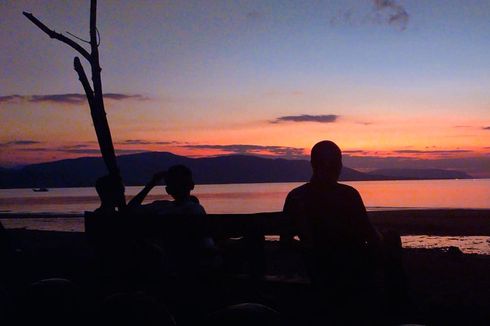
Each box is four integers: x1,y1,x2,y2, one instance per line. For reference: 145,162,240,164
264,235,490,255
402,235,490,255
0,179,490,214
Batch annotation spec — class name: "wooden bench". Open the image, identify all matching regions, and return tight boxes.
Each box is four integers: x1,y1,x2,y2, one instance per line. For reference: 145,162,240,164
84,211,290,278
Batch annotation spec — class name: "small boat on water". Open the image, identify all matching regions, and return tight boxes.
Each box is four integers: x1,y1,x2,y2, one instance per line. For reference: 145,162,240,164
32,188,49,192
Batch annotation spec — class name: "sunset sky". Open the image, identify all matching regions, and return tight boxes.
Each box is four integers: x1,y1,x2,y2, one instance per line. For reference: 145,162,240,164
1,1,490,176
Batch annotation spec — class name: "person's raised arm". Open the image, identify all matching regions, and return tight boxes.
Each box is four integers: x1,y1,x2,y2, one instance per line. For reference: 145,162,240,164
127,171,166,209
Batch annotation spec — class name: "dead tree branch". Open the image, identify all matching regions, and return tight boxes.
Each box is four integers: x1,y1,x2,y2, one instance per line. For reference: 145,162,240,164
87,0,119,177
66,31,90,44
73,57,94,106
24,1,122,205
22,11,92,63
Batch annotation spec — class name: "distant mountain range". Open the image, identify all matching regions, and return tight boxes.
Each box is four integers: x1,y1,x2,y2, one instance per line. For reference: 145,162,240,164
0,152,472,188
368,168,471,180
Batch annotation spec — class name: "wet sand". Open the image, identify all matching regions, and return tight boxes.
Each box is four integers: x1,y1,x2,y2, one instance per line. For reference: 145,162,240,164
369,209,490,236
2,208,490,236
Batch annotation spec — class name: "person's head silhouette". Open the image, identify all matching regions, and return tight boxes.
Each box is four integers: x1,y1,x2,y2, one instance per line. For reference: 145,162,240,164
164,165,195,202
95,174,126,209
310,140,342,183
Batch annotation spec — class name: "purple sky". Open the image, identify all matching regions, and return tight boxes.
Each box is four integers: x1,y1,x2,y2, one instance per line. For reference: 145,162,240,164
1,1,490,176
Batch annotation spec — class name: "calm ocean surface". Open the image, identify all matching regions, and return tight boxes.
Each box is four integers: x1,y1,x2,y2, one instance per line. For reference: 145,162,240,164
1,179,490,214
1,179,490,254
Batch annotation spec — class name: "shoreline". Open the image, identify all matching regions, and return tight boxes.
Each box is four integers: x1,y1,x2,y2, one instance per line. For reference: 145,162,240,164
369,209,490,236
1,177,488,190
2,208,490,236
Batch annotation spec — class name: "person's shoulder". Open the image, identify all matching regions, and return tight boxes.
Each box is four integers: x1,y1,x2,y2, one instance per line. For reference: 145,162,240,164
336,183,362,198
166,200,206,215
287,183,310,199
147,200,172,207
140,200,172,213
184,201,206,215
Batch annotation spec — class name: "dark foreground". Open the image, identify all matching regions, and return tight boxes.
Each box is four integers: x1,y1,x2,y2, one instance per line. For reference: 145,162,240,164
1,226,490,325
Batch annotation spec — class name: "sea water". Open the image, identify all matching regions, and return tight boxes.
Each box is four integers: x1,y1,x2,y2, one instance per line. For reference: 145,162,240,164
1,179,490,254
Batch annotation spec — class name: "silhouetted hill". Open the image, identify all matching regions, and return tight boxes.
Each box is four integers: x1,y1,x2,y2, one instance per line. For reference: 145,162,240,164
0,151,391,188
368,168,472,180
0,152,473,188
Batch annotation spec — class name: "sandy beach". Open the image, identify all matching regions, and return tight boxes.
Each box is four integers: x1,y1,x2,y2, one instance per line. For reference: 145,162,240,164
2,209,490,324
3,208,490,235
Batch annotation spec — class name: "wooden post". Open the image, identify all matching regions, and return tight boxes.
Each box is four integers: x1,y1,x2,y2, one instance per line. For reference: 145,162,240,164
23,1,123,207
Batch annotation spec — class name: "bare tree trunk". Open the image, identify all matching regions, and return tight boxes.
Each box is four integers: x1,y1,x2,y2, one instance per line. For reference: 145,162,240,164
87,0,119,177
24,1,123,207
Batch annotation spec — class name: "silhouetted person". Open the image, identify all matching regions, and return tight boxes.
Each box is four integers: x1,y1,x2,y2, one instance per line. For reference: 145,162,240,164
282,140,383,322
128,165,214,272
128,165,222,320
128,165,204,215
129,165,218,275
95,174,126,214
89,174,127,238
88,175,138,293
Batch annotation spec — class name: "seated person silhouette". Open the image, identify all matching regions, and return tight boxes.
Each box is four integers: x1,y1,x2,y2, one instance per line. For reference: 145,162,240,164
88,174,126,237
128,164,204,215
90,175,139,291
282,140,382,300
128,165,216,278
95,174,126,214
